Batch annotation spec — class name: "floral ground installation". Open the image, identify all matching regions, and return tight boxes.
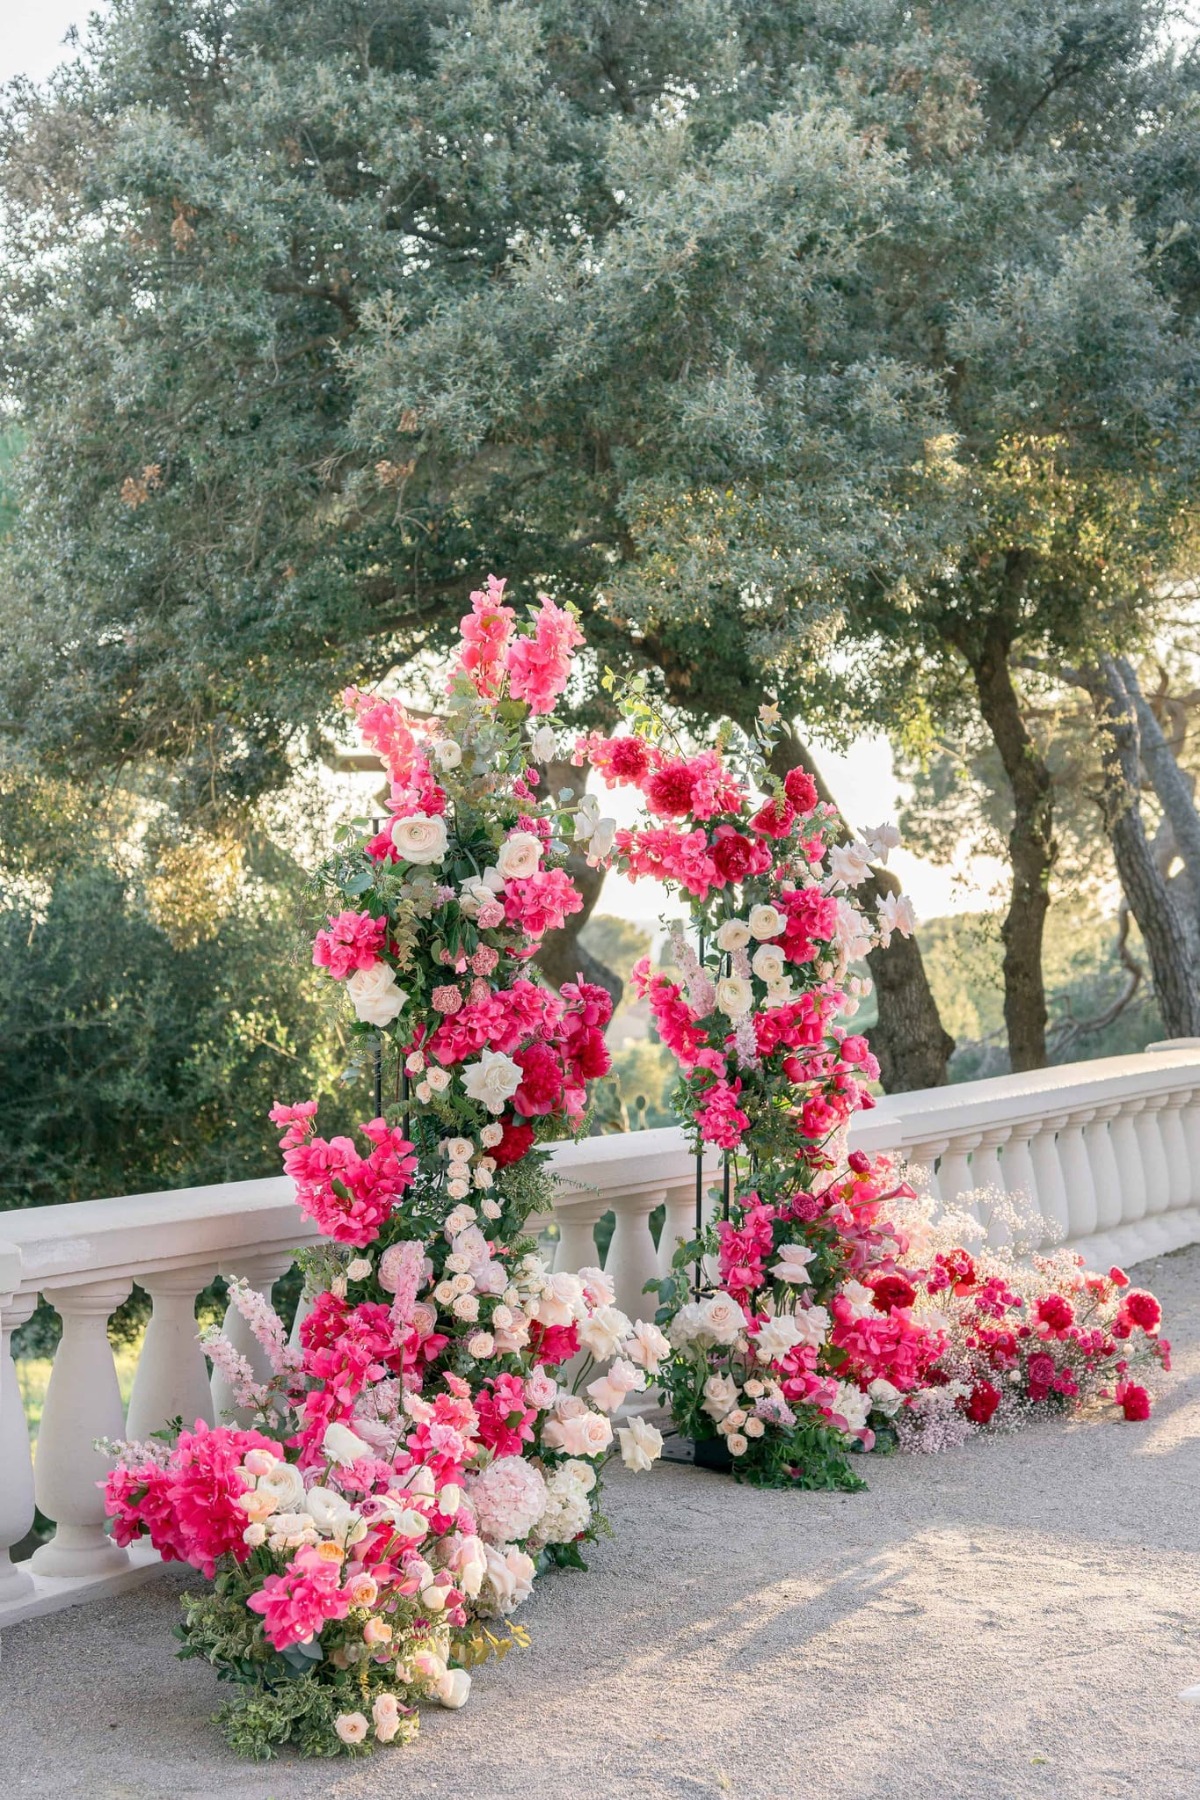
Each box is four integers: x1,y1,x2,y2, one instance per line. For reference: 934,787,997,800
583,678,1170,1488
104,582,668,1758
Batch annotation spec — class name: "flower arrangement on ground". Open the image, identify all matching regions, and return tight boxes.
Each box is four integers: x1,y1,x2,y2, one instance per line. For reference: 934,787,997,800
104,581,665,1758
585,683,1169,1487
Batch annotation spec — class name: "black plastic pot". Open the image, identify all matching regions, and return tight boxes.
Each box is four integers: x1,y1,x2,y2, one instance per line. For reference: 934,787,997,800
691,1436,734,1474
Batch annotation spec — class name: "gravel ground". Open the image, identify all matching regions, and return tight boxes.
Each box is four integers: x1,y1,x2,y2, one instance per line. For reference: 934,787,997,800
3,1245,1199,1800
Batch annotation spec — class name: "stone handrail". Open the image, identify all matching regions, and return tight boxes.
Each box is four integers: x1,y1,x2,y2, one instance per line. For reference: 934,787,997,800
4,1040,1200,1627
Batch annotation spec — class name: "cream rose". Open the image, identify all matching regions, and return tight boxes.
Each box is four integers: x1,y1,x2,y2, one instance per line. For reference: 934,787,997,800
496,830,543,881
257,1459,306,1512
715,918,751,952
345,962,406,1027
391,812,448,865
559,1410,614,1457
618,1414,664,1472
698,1292,745,1346
335,1713,369,1745
715,974,753,1019
460,1047,522,1113
748,903,785,940
751,944,786,985
432,738,463,770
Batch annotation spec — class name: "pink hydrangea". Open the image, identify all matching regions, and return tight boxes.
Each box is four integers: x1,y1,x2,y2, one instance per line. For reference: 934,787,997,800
312,911,387,979
467,1455,548,1545
246,1544,352,1650
505,595,584,714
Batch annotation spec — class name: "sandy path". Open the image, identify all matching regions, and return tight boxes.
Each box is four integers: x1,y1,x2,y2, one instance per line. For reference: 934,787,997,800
3,1244,1198,1800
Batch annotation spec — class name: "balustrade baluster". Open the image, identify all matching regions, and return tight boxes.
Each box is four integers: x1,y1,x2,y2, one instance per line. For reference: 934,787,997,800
210,1252,294,1426
658,1181,697,1282
1135,1097,1172,1219
1027,1115,1070,1245
999,1126,1037,1213
1084,1106,1123,1236
0,1289,37,1602
1159,1092,1191,1211
905,1139,948,1206
934,1135,980,1215
970,1130,1011,1245
126,1267,216,1442
1057,1110,1099,1241
553,1197,611,1278
30,1279,132,1579
606,1190,668,1325
1180,1087,1200,1206
1108,1104,1148,1227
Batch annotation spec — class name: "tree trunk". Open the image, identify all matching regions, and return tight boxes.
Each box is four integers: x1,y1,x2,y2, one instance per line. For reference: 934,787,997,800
1083,660,1200,1038
532,758,623,1005
968,622,1055,1071
1115,655,1200,927
770,727,955,1091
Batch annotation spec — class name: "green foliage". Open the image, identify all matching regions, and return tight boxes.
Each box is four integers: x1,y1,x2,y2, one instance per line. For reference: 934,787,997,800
578,913,651,986
920,904,1166,1078
0,816,352,1211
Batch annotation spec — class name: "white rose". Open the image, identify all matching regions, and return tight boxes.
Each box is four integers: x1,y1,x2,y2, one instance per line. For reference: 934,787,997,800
573,794,600,842
827,841,873,888
617,1414,664,1473
755,1314,804,1363
726,1432,749,1456
496,831,543,881
457,876,492,918
444,1137,474,1163
701,1373,739,1420
698,1293,745,1346
578,1303,633,1362
460,1047,523,1113
715,975,753,1019
346,963,407,1027
426,1067,451,1093
481,1122,503,1148
432,739,463,770
748,903,785,940
303,1485,357,1539
559,1411,614,1456
257,1459,306,1511
434,1668,472,1710
771,1244,817,1285
715,919,751,952
391,812,449,865
868,1377,903,1418
322,1421,373,1467
623,1318,671,1374
751,945,786,985
531,725,558,762
532,1270,586,1327
790,1304,831,1349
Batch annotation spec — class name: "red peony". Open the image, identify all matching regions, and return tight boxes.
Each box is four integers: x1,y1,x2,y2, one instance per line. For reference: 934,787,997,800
608,737,652,782
783,767,819,811
491,1117,536,1166
750,796,797,838
869,1274,918,1313
513,1041,566,1116
711,829,756,882
645,761,697,818
1035,1293,1075,1334
1118,1381,1151,1421
964,1380,1001,1425
1118,1288,1162,1332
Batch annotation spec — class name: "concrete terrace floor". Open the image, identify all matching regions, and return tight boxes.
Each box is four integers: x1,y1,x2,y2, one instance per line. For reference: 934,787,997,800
3,1246,1200,1800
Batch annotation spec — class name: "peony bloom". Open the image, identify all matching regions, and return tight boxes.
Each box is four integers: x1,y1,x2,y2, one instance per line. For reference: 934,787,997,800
345,963,407,1028
391,812,449,865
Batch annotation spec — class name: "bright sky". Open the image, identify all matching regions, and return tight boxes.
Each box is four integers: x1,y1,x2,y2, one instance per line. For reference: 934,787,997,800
3,8,1004,930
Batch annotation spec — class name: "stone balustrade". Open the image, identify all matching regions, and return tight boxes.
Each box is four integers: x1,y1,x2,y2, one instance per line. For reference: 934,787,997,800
3,1041,1200,1628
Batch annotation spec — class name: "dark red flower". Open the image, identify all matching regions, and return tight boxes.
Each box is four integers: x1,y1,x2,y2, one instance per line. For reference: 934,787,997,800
608,738,651,782
1035,1293,1075,1333
750,796,796,838
964,1380,1001,1425
645,762,697,817
1119,1382,1151,1421
783,767,819,811
526,1320,580,1366
492,1118,536,1166
711,829,756,882
1118,1288,1162,1332
869,1274,917,1313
